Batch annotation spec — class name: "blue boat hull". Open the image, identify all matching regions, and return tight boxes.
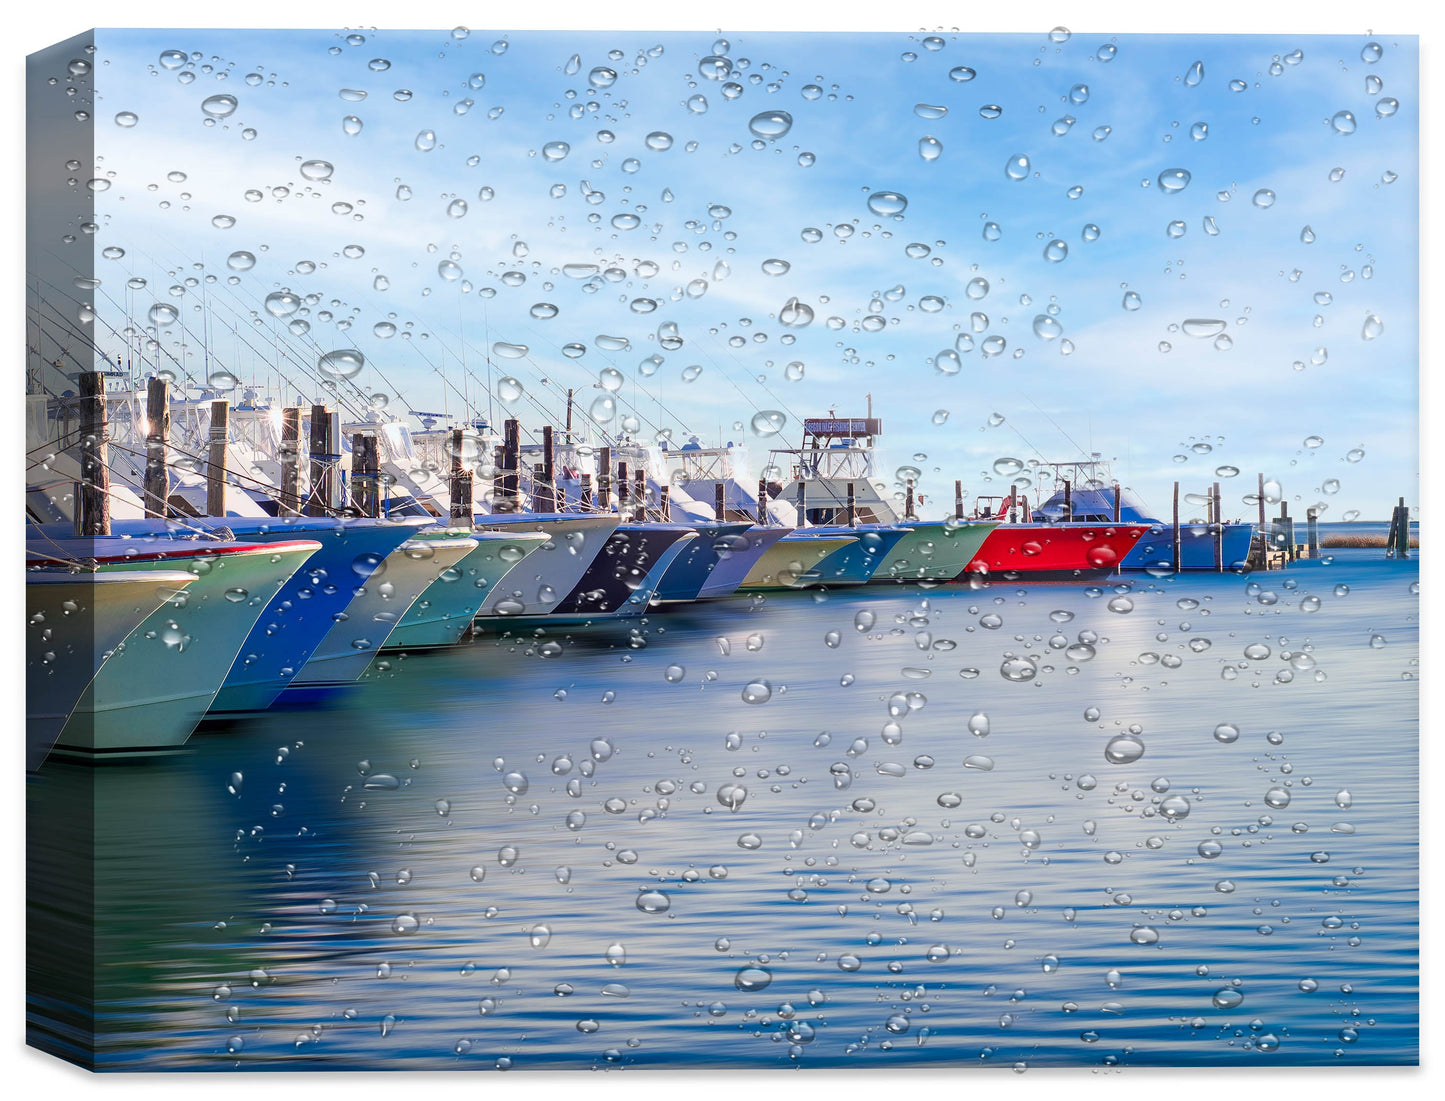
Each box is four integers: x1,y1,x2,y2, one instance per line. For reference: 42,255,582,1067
654,522,755,602
1124,522,1255,571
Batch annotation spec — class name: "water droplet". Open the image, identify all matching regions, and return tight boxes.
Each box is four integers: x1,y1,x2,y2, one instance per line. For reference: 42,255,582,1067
1361,314,1384,340
734,966,773,992
867,191,908,217
1043,240,1069,262
748,110,793,139
1004,154,1031,180
317,349,364,379
1184,60,1205,87
1182,318,1228,339
201,94,238,118
636,889,671,914
741,681,773,705
1252,188,1276,209
1104,735,1145,764
1158,168,1192,193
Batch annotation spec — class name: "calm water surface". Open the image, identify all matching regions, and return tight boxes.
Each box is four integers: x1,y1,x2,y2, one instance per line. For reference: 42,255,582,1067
28,549,1419,1070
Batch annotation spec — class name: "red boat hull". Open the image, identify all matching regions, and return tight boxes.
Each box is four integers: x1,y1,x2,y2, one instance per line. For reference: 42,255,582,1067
961,523,1151,579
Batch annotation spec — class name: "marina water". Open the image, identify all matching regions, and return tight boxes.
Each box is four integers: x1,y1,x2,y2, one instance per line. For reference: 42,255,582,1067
27,545,1418,1069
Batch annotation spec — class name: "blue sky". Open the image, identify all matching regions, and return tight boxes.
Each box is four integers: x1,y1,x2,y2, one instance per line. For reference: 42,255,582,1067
25,16,1421,523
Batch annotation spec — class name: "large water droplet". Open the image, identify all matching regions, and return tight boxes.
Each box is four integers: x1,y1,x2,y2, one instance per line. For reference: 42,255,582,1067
201,94,238,118
317,349,364,379
1158,168,1192,193
748,110,793,139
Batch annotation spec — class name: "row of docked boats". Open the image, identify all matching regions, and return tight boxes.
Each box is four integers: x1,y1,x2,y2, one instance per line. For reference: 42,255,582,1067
26,389,1254,768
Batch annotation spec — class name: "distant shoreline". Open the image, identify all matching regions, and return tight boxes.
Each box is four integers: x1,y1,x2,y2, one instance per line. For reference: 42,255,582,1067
1320,534,1420,548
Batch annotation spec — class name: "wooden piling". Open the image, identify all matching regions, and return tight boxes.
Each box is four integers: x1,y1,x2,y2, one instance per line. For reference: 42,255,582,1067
306,404,330,516
1063,479,1073,522
450,470,473,523
847,481,857,528
634,468,645,522
279,407,301,516
1112,482,1121,524
1257,472,1267,532
905,478,916,521
1171,481,1181,573
659,485,670,522
531,463,549,512
541,425,555,512
1279,502,1295,560
565,389,574,444
617,460,629,514
1306,506,1319,559
954,480,964,521
206,399,229,516
714,481,725,521
77,371,111,536
758,478,769,525
1213,481,1223,572
580,472,593,510
1385,506,1399,558
598,446,612,510
449,428,472,522
142,376,170,519
1008,483,1018,524
502,419,520,513
1395,497,1410,559
351,433,380,517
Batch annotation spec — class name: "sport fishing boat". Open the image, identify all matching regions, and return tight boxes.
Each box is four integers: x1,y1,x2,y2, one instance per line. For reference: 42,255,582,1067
380,530,550,650
1030,458,1256,570
694,524,794,599
793,527,908,587
278,530,480,700
25,568,198,770
739,534,859,590
26,534,322,756
472,513,621,618
652,521,766,604
548,524,701,617
768,415,997,582
46,515,437,713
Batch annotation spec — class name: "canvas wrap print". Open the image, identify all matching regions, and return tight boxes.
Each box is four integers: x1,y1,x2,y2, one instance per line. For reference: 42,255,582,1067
25,26,1418,1071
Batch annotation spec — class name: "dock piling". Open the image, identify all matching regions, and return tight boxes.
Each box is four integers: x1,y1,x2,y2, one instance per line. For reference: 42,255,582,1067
905,478,916,521
1393,497,1411,559
1171,481,1181,574
758,478,768,525
450,428,473,523
1063,479,1073,523
279,407,301,516
633,468,645,522
1112,482,1121,524
1008,483,1018,524
502,419,520,513
77,370,111,536
1213,481,1223,572
954,480,964,522
847,481,857,528
206,399,229,517
580,472,593,510
659,485,670,522
352,433,380,517
714,482,725,521
306,404,330,517
1306,506,1319,559
598,446,612,511
143,376,170,519
541,425,556,512
617,460,629,515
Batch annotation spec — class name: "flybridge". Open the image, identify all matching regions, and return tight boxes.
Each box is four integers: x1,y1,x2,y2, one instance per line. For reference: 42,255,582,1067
802,418,882,439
